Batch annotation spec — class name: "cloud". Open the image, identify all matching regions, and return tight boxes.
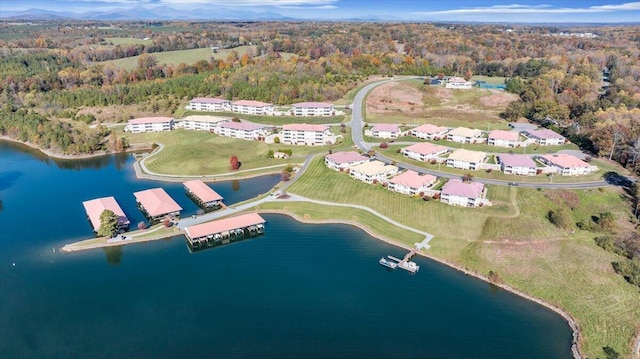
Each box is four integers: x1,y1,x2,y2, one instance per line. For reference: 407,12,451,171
411,2,640,15
159,0,338,6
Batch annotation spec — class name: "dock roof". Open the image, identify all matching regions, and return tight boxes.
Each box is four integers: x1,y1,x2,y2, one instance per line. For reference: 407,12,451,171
133,188,182,217
184,213,266,239
82,196,129,232
184,180,223,203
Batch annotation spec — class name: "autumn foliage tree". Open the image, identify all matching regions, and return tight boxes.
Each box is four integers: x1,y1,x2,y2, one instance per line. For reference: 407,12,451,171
230,155,240,170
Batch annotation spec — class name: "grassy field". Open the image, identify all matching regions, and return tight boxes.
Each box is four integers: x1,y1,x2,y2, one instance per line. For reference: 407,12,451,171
124,129,352,176
285,156,640,357
365,80,514,130
99,45,257,70
470,75,507,84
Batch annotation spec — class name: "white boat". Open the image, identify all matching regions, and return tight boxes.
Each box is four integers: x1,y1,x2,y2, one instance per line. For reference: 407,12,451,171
379,257,398,269
398,261,420,273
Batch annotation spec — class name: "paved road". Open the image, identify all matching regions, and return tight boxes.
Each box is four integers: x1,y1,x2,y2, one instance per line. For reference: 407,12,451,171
349,78,618,189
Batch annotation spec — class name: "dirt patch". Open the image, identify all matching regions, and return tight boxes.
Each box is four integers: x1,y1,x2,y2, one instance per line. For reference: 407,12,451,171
433,87,452,102
480,91,518,107
77,105,168,123
366,82,424,115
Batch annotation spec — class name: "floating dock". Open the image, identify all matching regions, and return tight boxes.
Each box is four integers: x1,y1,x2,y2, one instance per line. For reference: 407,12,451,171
183,213,265,251
183,180,224,210
82,196,130,232
133,188,182,223
386,249,420,273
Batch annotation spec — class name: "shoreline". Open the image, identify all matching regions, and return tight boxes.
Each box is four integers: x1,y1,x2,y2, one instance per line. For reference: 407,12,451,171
251,209,584,359
0,136,153,160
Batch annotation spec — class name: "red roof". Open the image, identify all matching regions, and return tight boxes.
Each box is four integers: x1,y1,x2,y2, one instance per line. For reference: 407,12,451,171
292,102,333,108
526,128,565,140
128,117,173,124
184,180,223,203
191,97,229,104
219,121,265,131
325,151,368,164
82,196,129,232
488,130,519,142
403,142,448,156
539,154,590,168
441,179,485,198
372,123,400,132
232,100,272,107
498,154,536,168
413,124,448,134
389,170,436,189
133,188,182,217
184,213,266,239
282,123,329,132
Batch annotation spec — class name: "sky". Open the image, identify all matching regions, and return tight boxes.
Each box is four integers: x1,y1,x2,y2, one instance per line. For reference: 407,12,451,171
1,0,639,22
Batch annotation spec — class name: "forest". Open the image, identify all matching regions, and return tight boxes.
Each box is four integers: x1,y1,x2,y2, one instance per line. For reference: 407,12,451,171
0,20,639,166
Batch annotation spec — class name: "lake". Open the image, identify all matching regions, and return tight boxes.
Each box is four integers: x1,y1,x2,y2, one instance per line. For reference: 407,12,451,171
0,141,572,358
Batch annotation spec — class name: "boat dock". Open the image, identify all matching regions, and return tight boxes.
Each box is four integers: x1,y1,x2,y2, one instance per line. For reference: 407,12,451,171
183,180,225,211
382,248,421,273
183,213,265,251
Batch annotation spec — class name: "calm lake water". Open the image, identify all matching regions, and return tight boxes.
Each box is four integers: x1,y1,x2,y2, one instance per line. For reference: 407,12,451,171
0,141,572,358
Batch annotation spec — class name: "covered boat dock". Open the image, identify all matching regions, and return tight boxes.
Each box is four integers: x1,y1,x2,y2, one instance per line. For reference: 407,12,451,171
133,188,182,223
82,196,130,233
183,213,265,250
183,180,224,210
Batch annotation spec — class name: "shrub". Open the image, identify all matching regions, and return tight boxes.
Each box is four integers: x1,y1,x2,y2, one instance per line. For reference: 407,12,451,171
612,258,640,287
273,136,280,144
433,193,440,200
547,206,573,229
137,221,147,230
230,155,240,170
379,142,388,149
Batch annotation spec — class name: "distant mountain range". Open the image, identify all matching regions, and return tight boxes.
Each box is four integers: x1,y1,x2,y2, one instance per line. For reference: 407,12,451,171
0,6,299,21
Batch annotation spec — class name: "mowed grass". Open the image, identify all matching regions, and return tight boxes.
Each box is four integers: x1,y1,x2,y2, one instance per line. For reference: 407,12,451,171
125,129,351,176
99,45,257,70
409,138,580,154
103,37,150,46
251,201,424,245
286,156,640,357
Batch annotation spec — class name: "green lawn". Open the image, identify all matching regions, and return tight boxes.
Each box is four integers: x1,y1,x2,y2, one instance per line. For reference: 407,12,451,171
470,75,507,85
284,155,640,357
99,45,257,70
401,138,580,154
124,129,352,176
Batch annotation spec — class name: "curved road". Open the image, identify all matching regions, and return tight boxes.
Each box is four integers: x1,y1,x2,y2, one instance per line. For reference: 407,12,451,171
349,78,617,189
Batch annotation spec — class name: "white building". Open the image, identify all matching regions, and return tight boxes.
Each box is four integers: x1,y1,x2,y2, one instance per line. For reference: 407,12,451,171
446,149,487,170
324,151,369,171
440,179,486,207
349,160,399,184
498,154,537,176
176,115,228,131
214,121,271,140
125,117,174,133
281,124,334,146
387,170,437,196
445,77,474,89
487,130,520,147
401,142,449,162
411,124,449,140
371,124,401,139
523,129,567,146
188,97,231,112
536,154,597,176
231,100,274,115
446,127,484,144
290,102,334,117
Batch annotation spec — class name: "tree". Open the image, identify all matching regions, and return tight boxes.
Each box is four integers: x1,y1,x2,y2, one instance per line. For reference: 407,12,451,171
547,206,573,230
137,221,147,230
379,142,388,149
273,136,280,144
230,155,240,170
97,209,118,238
